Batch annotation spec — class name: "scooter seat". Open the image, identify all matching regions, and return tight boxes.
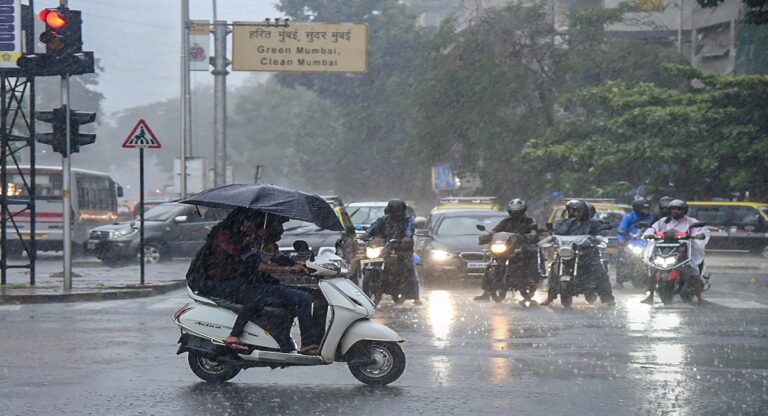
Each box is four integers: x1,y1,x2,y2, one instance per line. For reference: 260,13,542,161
186,286,291,320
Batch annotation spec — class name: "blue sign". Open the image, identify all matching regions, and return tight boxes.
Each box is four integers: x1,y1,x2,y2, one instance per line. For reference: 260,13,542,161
432,162,457,191
0,0,21,68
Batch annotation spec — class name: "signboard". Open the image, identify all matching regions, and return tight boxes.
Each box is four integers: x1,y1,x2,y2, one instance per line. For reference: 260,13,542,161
232,22,368,73
0,0,22,68
122,119,161,149
432,163,458,192
189,21,210,71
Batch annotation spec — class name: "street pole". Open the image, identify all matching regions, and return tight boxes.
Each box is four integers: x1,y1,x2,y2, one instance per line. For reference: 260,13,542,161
212,20,229,187
139,148,145,285
62,74,72,291
179,0,189,197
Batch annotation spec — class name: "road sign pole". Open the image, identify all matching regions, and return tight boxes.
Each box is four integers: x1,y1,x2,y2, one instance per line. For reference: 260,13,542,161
139,148,145,285
62,73,72,291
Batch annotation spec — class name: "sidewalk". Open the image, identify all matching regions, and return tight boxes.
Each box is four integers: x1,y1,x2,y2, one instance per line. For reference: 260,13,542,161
0,257,189,305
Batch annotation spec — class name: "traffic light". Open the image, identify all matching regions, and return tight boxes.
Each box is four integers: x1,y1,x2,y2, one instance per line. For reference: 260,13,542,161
38,7,82,56
36,106,96,156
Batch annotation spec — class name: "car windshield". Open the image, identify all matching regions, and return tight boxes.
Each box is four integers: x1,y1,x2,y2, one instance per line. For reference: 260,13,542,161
596,210,626,229
349,206,386,225
283,219,321,233
436,215,504,236
143,204,183,221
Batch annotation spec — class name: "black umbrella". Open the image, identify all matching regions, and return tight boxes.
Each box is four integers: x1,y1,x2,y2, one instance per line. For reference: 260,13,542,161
180,184,343,231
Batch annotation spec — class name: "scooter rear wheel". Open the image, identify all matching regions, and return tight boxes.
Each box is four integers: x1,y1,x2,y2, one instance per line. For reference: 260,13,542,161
347,341,406,386
187,352,241,383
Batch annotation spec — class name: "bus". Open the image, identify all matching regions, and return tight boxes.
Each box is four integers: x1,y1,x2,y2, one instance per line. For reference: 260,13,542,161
5,166,123,253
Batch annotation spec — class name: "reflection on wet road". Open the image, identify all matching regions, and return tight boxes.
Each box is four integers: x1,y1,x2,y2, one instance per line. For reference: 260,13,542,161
1,277,767,415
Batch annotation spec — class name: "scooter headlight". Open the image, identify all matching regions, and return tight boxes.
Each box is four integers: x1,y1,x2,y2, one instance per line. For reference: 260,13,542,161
430,249,453,262
490,243,508,254
366,246,383,259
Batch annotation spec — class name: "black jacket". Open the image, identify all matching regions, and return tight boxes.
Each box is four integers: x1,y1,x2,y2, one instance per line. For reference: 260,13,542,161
492,216,536,234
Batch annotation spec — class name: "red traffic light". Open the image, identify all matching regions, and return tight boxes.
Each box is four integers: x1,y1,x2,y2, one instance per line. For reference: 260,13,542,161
38,9,67,29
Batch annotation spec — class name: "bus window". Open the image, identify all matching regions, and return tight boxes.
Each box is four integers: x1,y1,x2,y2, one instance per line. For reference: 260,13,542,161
7,173,62,198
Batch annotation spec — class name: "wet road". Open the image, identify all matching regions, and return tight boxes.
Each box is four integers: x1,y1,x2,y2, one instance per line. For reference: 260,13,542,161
1,261,767,415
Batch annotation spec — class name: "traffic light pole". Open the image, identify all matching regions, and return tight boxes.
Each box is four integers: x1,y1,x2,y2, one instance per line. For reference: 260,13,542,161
62,73,72,291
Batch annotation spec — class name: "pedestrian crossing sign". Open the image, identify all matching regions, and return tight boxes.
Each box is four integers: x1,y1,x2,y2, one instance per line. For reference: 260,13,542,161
122,119,161,149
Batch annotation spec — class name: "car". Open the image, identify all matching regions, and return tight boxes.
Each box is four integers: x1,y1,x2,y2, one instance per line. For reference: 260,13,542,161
415,209,508,281
687,201,768,257
546,198,631,263
346,201,417,235
86,202,228,266
430,196,502,213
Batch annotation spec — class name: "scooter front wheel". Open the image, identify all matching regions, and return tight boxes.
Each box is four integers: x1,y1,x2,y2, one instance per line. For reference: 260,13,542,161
347,341,406,386
187,352,241,383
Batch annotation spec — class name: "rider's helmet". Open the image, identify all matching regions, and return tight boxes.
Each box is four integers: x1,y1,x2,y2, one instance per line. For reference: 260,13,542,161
507,198,527,217
658,196,674,217
632,198,651,215
565,199,588,218
385,198,407,219
667,199,688,220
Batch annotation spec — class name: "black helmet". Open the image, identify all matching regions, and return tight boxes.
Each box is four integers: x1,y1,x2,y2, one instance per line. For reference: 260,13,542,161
565,199,588,217
385,198,407,218
507,198,527,216
668,199,688,218
632,198,651,214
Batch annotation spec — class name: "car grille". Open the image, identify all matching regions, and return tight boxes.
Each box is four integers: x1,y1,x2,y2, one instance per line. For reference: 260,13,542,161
459,252,489,262
89,230,111,240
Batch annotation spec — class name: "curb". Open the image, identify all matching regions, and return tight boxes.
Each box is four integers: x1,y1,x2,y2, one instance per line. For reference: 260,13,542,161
0,280,187,305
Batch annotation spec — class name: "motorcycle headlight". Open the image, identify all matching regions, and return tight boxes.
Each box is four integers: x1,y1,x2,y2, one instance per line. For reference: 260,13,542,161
110,227,137,239
629,245,644,255
490,243,508,254
653,257,665,266
664,257,677,267
366,247,383,259
430,249,453,262
558,247,575,260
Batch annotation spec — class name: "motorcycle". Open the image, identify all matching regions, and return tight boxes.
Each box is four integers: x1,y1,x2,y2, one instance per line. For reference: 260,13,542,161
539,234,608,307
616,235,651,289
642,222,709,305
172,240,406,386
477,224,543,303
360,237,414,306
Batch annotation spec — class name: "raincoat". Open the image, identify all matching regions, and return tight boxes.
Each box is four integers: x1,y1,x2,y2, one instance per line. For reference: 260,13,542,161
616,211,655,242
644,215,709,269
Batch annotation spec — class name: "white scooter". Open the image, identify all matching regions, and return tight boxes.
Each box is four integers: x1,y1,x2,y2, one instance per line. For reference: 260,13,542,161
172,241,406,385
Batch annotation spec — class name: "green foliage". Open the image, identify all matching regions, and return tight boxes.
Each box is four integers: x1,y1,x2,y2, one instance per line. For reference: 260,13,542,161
697,0,768,25
522,67,768,199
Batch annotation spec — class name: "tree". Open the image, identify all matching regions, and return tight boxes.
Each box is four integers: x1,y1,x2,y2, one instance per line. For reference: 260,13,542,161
522,65,768,200
698,0,768,25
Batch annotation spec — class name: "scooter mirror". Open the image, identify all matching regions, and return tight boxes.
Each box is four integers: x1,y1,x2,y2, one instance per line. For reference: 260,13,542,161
293,240,310,252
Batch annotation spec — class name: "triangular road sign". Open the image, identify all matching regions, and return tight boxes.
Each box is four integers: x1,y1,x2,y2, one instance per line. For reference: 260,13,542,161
122,119,161,149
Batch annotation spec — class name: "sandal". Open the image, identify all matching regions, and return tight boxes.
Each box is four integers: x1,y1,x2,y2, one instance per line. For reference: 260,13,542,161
299,345,320,355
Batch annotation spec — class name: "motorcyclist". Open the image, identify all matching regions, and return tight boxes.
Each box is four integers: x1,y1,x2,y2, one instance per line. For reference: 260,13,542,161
614,198,655,288
657,196,674,219
186,208,324,354
474,198,539,302
541,199,616,306
641,199,709,304
362,199,421,305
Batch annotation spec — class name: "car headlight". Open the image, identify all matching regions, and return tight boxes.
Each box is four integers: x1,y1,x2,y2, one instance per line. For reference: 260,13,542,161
490,243,508,254
110,227,137,239
366,247,383,259
430,249,453,261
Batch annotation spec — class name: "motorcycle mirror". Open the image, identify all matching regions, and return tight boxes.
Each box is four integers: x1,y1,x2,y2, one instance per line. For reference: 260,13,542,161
414,216,428,229
476,224,487,231
292,240,310,252
690,222,708,228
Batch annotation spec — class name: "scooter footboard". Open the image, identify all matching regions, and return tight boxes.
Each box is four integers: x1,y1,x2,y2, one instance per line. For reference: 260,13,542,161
339,320,404,356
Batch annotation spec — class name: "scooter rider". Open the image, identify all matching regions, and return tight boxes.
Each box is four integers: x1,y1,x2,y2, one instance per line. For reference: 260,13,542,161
186,208,324,354
614,198,655,288
541,200,616,306
361,199,421,305
641,199,709,304
474,198,539,301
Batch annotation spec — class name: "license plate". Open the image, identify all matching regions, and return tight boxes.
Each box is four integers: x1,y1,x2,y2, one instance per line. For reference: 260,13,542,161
87,242,96,250
560,275,572,282
467,261,488,269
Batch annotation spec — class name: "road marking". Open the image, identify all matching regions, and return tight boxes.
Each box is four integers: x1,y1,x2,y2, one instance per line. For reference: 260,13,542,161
0,305,22,311
147,297,189,310
707,297,768,309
